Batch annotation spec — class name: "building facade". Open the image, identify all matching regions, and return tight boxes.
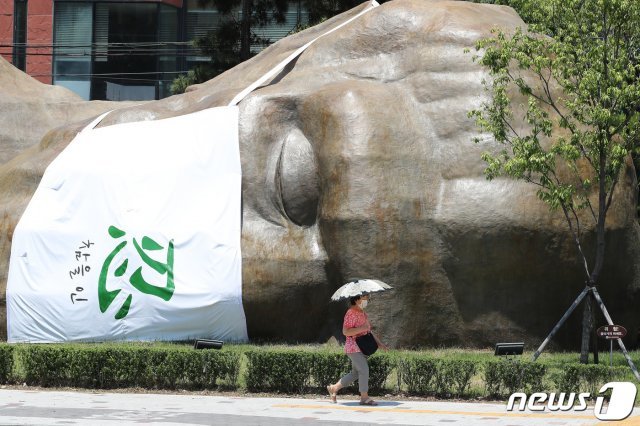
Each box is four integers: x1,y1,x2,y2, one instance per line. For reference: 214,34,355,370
0,0,308,101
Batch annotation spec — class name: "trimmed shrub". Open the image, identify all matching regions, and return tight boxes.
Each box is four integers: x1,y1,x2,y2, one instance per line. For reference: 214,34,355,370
245,349,313,393
605,365,630,383
148,349,192,389
368,353,395,394
21,345,73,387
0,345,13,384
16,344,241,390
69,346,151,388
520,362,546,393
549,363,629,398
69,346,114,388
398,355,438,395
311,351,350,389
204,350,242,388
22,342,639,402
435,359,477,397
116,347,240,390
484,360,546,397
484,361,501,396
581,364,611,396
550,365,581,394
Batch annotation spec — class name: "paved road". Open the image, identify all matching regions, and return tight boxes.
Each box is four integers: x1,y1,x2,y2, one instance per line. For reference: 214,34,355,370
0,389,639,425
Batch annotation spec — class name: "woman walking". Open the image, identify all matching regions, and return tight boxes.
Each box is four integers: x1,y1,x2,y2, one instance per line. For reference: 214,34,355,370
326,294,388,406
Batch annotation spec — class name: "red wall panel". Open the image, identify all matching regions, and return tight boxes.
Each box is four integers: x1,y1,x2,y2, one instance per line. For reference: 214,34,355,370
26,0,53,83
0,1,14,64
27,0,51,15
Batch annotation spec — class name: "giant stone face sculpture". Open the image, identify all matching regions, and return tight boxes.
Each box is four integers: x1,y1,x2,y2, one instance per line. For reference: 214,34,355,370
0,0,638,347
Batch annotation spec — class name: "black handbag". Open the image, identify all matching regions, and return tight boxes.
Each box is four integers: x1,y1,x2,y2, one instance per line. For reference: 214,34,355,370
355,332,378,356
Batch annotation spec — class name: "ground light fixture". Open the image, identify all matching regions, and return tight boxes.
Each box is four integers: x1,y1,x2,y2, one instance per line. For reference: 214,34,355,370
494,342,524,356
193,339,224,350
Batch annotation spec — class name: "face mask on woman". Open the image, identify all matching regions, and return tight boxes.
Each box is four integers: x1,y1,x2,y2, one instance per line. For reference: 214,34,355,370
359,299,368,309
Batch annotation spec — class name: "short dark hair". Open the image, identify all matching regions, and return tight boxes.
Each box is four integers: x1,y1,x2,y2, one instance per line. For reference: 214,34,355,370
349,296,361,305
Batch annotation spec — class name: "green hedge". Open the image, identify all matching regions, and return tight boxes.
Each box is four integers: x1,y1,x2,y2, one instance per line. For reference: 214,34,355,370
311,352,350,389
484,360,546,397
0,343,634,399
244,350,395,395
21,345,73,387
398,356,477,397
0,345,13,384
16,344,241,389
368,353,395,394
436,360,477,396
550,364,628,395
245,349,314,393
398,355,438,394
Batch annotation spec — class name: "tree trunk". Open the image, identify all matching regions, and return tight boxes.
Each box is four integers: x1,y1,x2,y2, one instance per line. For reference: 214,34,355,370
240,0,252,61
580,290,594,363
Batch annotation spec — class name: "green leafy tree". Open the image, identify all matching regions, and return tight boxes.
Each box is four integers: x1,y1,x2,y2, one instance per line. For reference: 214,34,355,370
468,0,640,364
304,0,362,24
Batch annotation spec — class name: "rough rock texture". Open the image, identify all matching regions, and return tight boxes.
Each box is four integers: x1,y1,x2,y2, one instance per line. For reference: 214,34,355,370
0,0,638,348
0,55,131,164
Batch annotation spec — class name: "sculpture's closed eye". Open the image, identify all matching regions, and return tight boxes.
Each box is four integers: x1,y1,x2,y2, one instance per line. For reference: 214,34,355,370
275,128,320,226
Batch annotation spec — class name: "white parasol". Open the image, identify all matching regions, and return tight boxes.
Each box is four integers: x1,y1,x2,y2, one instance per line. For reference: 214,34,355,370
330,279,393,301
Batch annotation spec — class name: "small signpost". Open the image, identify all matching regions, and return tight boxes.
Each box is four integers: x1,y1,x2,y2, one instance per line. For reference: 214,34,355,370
597,325,627,367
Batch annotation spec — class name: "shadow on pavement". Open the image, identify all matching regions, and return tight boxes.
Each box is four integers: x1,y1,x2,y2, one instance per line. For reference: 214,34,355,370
340,401,403,407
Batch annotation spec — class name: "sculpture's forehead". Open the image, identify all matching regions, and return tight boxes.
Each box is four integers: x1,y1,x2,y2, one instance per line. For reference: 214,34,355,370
230,1,523,111
192,0,523,106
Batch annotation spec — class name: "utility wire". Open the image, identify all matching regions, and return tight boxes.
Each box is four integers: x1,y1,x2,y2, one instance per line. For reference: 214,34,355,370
0,51,207,57
30,75,178,82
30,70,190,77
1,42,196,48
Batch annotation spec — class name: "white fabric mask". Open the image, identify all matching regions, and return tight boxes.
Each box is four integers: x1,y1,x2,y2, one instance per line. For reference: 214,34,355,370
359,300,368,309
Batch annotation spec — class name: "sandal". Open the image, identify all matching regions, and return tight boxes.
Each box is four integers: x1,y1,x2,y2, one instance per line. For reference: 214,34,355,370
327,385,337,403
359,398,378,406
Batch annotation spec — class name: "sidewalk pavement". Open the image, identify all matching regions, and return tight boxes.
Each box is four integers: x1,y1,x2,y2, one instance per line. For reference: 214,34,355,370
0,389,638,426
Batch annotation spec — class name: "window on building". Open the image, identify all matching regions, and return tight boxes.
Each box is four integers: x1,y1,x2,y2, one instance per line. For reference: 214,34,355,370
92,2,159,101
53,2,93,100
183,0,308,76
50,0,307,100
157,4,179,99
250,1,308,53
184,0,224,69
12,0,27,71
53,1,179,101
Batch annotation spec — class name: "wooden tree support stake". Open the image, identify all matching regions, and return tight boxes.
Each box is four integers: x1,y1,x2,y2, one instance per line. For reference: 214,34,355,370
532,286,640,383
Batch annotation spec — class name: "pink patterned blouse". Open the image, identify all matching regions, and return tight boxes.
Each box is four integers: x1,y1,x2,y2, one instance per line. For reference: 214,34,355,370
343,307,370,354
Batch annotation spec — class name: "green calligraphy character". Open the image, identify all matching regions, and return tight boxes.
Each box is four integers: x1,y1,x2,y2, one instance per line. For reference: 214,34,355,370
98,225,175,320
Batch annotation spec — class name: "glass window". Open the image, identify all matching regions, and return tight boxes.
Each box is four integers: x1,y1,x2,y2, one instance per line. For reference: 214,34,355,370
53,1,179,101
183,0,310,69
53,2,93,100
158,4,179,99
185,0,226,66
250,2,309,53
91,3,159,101
12,0,27,71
